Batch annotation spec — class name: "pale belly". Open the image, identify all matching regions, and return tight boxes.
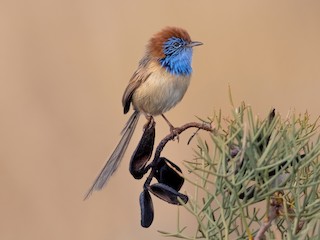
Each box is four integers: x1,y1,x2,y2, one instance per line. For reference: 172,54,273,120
132,69,191,116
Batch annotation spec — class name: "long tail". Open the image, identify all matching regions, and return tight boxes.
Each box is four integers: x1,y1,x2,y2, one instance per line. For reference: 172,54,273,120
84,111,140,200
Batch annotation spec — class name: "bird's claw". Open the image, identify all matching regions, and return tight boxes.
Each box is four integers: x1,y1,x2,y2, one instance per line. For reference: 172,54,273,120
170,126,180,142
144,116,155,130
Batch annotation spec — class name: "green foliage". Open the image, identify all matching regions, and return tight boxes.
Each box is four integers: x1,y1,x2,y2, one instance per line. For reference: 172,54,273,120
160,104,320,239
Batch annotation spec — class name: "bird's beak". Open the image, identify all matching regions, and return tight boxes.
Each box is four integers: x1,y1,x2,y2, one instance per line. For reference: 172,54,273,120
187,41,203,47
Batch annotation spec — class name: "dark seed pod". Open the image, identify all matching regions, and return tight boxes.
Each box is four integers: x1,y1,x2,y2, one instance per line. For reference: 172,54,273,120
139,189,154,228
149,183,188,205
239,185,256,200
268,108,275,123
154,157,184,191
129,121,155,179
257,108,276,153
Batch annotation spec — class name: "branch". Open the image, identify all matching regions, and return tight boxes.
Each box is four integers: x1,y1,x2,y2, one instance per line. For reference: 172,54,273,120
254,198,282,240
144,121,214,188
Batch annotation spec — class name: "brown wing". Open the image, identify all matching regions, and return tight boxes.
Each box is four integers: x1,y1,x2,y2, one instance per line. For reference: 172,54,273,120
122,56,152,114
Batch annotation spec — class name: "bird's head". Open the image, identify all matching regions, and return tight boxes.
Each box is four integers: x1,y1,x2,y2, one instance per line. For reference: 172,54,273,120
147,27,202,76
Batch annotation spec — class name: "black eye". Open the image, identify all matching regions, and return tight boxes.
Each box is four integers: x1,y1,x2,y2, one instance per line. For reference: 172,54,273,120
173,42,181,48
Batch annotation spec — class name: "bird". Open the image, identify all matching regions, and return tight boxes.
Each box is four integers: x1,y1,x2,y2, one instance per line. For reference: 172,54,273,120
85,27,202,199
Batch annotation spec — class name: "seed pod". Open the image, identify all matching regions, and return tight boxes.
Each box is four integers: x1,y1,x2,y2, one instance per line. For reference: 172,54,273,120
149,183,188,205
238,185,255,200
129,121,155,179
139,189,154,228
154,157,184,191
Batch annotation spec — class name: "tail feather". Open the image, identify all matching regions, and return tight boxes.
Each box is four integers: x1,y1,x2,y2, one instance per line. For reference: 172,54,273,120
84,111,140,200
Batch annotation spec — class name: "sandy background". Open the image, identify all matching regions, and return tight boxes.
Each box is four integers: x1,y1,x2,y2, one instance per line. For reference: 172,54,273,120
1,1,320,239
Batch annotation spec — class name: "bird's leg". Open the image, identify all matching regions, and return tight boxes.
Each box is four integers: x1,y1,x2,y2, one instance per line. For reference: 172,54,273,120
144,115,154,130
161,114,179,141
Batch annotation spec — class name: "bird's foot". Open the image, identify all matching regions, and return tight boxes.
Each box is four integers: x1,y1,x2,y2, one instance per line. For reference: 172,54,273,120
169,125,180,142
161,114,180,142
144,116,155,130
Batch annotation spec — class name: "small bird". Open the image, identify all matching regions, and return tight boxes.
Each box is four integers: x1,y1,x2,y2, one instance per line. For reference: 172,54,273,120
85,27,202,199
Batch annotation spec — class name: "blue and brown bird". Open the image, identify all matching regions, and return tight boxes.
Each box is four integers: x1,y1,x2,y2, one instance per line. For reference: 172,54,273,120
85,27,202,199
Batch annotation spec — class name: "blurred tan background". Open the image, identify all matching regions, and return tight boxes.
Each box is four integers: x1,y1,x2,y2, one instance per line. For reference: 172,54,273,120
1,0,320,239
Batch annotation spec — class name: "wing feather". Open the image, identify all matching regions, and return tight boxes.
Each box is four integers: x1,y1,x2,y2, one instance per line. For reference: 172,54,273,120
122,56,153,114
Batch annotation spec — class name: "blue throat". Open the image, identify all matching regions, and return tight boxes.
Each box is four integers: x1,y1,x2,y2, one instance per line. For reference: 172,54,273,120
160,37,193,76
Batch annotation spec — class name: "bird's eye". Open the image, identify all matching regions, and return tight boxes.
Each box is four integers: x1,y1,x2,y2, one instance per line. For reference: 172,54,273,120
173,42,181,48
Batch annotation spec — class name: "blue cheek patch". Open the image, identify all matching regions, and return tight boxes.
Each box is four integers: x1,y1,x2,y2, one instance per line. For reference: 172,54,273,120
160,47,193,76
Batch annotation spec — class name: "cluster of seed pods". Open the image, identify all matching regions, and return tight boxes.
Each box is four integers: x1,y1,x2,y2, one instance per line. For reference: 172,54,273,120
129,120,188,228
